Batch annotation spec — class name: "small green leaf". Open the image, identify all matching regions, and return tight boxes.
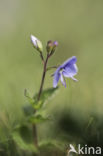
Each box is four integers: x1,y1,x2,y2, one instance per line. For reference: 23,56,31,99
24,89,35,106
23,104,35,116
28,114,49,124
24,87,59,111
13,132,38,153
12,125,39,153
33,87,59,110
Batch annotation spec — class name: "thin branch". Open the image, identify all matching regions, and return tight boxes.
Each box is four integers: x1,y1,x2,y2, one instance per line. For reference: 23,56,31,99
37,54,49,101
46,66,58,71
32,53,50,148
40,52,45,63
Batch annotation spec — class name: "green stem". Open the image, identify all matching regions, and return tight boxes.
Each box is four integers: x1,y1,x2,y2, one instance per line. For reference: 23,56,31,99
33,54,49,148
32,124,38,147
40,52,44,63
46,66,58,71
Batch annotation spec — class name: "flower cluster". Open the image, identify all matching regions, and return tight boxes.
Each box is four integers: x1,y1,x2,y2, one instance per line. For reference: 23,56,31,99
30,35,78,88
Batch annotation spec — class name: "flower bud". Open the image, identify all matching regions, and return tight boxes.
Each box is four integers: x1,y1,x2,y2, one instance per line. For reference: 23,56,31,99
52,41,58,51
30,35,43,52
46,40,58,54
46,40,53,53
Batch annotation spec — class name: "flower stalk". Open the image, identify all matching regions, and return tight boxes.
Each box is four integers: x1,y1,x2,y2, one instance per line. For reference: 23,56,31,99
33,54,50,148
30,35,58,149
37,54,49,101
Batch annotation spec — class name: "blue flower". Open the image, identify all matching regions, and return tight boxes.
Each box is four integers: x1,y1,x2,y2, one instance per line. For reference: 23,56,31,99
53,56,78,88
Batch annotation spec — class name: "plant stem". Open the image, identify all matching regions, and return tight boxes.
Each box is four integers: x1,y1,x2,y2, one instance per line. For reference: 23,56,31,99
40,52,44,63
46,65,58,71
32,124,38,147
37,54,49,101
33,54,49,148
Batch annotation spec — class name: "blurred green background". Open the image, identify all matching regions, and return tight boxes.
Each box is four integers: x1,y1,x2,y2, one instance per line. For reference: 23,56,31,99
0,0,103,155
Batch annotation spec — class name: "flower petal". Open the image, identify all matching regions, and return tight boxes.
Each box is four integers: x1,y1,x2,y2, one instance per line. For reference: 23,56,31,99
53,68,61,88
71,76,78,82
61,56,77,68
63,64,78,77
53,56,78,88
60,74,66,87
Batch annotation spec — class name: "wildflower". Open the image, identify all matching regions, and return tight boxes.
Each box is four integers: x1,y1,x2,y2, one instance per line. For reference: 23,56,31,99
53,56,78,88
30,35,43,52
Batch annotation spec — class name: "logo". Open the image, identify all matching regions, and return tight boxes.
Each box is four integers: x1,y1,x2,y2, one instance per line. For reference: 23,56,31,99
68,144,77,155
67,144,101,155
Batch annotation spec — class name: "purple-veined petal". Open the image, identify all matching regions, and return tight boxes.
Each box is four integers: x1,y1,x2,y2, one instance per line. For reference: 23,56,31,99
61,56,77,68
53,56,78,88
60,74,66,87
63,64,78,77
53,68,61,88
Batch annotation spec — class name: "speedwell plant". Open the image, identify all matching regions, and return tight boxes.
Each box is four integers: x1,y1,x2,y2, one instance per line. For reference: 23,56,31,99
12,35,78,155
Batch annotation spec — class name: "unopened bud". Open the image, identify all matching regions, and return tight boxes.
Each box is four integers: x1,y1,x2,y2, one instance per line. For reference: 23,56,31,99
46,40,58,54
30,35,43,52
46,40,53,53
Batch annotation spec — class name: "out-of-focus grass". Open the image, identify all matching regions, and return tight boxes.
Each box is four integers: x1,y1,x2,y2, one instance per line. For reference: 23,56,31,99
0,0,103,155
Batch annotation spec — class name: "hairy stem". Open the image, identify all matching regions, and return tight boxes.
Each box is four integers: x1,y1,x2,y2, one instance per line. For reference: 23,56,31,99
37,54,49,100
33,54,49,148
40,52,44,63
32,124,38,147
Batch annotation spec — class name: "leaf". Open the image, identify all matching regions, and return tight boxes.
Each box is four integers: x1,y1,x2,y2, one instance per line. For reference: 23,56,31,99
33,87,59,110
12,132,38,153
28,114,49,124
23,104,35,116
12,125,39,153
24,87,59,111
24,89,35,106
